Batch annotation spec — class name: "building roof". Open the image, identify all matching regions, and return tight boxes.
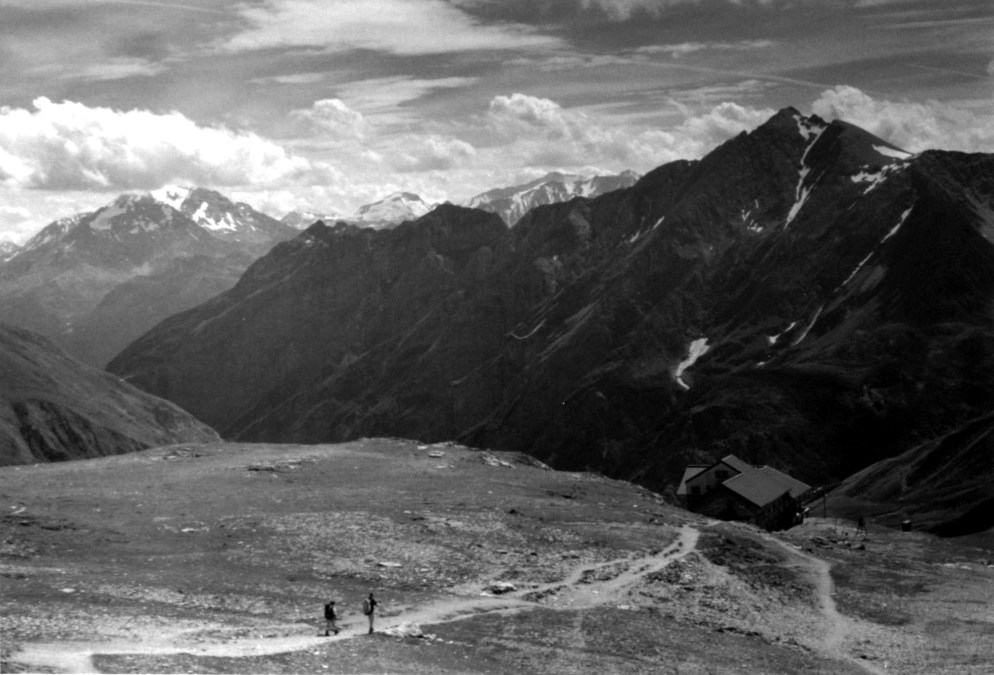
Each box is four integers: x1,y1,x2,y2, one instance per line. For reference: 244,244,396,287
722,466,811,508
676,465,708,495
720,454,754,474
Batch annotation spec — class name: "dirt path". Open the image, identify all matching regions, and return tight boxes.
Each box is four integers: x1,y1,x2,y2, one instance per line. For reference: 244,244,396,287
8,526,699,673
778,542,888,675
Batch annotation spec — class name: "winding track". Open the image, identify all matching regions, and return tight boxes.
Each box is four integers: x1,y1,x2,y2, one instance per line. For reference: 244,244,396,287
9,526,699,673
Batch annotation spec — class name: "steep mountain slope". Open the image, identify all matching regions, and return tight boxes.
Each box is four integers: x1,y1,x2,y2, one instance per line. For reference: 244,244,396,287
829,411,994,536
0,322,217,465
468,170,640,225
109,109,994,532
111,206,509,436
0,189,294,365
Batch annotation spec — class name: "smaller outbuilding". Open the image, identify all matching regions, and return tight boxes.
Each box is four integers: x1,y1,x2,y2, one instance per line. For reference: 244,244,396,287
678,455,810,530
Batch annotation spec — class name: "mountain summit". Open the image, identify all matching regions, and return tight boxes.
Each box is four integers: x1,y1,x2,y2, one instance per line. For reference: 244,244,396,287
0,188,295,366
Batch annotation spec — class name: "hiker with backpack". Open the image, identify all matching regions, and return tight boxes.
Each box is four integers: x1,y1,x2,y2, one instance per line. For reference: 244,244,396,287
323,599,340,636
362,592,378,634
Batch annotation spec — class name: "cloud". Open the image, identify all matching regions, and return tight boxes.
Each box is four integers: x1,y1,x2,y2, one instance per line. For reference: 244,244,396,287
480,93,775,172
219,0,561,55
332,76,478,119
0,97,335,191
290,99,372,140
635,40,775,58
580,0,781,20
811,85,994,152
390,136,477,173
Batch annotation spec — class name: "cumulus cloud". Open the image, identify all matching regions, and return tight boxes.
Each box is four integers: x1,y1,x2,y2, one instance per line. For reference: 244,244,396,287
390,135,477,172
0,97,332,191
219,0,560,55
290,99,372,140
811,85,994,152
482,92,770,171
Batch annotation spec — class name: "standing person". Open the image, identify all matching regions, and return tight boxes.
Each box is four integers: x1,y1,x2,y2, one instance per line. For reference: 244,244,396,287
362,593,378,634
856,514,866,535
323,599,339,636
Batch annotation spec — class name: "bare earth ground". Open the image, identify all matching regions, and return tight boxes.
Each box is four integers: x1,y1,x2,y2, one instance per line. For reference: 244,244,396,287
1,439,991,673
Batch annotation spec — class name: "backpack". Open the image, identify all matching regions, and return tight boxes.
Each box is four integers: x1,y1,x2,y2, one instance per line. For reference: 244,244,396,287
324,603,336,620
362,598,372,615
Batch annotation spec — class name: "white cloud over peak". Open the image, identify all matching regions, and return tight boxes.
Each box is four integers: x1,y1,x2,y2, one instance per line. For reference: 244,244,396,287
219,0,561,55
0,97,332,191
811,85,994,152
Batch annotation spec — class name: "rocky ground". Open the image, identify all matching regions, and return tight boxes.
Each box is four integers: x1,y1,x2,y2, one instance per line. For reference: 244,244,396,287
1,439,991,673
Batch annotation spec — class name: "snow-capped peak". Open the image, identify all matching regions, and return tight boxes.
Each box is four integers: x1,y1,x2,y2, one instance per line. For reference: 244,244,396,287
150,185,192,211
352,192,435,229
467,170,640,226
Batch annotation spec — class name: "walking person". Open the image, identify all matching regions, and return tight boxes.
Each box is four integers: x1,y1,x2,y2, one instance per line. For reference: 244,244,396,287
362,592,378,634
323,599,340,636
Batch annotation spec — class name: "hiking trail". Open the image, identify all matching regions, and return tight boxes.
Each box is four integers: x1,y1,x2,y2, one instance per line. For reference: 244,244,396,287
8,525,699,673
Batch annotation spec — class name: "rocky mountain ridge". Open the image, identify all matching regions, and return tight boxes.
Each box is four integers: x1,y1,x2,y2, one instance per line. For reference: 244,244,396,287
107,108,994,534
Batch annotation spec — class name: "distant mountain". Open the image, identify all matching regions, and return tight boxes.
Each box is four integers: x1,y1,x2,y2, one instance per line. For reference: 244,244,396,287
110,109,994,533
0,188,295,366
0,322,217,465
468,170,640,225
280,210,343,230
282,194,435,231
0,241,19,262
352,192,435,229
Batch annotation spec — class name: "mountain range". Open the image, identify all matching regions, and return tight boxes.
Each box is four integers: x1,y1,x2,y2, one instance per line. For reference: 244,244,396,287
0,187,295,366
107,107,994,534
467,170,640,225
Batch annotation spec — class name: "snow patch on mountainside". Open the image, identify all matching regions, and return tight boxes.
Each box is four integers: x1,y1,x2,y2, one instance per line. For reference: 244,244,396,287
191,202,239,232
89,200,131,231
874,145,912,160
836,206,914,291
150,186,191,211
881,207,913,243
353,192,434,229
784,115,828,228
790,305,824,346
675,337,710,390
766,321,799,346
850,161,908,195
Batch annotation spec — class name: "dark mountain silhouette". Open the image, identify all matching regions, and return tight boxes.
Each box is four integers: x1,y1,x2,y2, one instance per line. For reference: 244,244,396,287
830,411,994,536
108,109,994,533
0,188,295,366
0,322,217,465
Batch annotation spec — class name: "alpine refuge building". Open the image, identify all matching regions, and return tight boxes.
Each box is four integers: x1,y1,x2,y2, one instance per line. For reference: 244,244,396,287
677,455,810,530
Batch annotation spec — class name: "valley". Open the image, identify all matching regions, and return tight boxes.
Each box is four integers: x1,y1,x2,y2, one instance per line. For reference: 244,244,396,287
2,440,992,673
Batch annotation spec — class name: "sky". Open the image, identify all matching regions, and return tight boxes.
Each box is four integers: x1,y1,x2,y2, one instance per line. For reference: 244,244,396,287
0,0,992,243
